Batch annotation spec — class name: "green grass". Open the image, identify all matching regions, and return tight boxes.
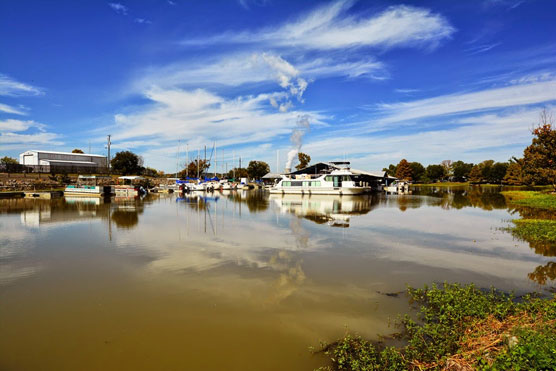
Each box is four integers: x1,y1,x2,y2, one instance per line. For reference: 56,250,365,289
502,191,556,210
316,283,556,370
511,219,556,243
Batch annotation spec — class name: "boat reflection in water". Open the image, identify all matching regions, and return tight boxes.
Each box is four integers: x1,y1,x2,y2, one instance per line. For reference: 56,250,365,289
270,194,378,227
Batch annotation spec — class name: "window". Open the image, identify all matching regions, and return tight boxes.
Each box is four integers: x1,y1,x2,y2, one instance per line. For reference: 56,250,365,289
313,181,321,187
303,181,309,187
325,176,333,182
282,181,290,187
291,181,302,187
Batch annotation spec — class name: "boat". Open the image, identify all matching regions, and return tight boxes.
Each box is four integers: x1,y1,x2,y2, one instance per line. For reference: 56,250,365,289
64,175,112,197
115,176,147,197
384,180,410,194
270,163,372,195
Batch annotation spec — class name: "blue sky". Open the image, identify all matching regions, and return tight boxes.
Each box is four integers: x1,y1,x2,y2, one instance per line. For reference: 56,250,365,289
1,0,555,173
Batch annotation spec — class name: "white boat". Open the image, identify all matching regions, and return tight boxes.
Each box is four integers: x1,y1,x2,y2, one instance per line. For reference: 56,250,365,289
64,175,112,197
385,181,410,194
270,164,371,195
115,176,147,197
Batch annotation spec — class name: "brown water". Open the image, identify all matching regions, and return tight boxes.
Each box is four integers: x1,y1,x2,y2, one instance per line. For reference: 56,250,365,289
1,188,554,370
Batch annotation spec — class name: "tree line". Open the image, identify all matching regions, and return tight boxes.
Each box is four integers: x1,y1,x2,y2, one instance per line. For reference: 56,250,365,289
385,109,556,188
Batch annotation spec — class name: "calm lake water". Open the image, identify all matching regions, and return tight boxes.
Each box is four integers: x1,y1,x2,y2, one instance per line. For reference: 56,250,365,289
1,187,554,370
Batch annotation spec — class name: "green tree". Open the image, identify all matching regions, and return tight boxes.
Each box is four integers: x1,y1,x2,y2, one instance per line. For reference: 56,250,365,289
468,164,483,183
479,160,495,182
452,161,474,181
295,152,311,171
72,149,84,153
504,159,524,185
226,167,249,179
522,109,556,189
395,159,413,181
489,162,508,184
143,167,160,177
179,159,210,178
1,156,18,165
409,162,425,182
247,160,270,180
111,151,144,175
0,156,19,172
383,164,398,177
425,164,445,182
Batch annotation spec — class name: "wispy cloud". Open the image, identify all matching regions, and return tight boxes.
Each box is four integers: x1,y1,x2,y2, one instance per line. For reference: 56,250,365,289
0,103,26,115
0,119,62,150
183,3,455,51
304,107,548,168
238,0,270,10
108,2,128,15
0,74,43,97
465,42,501,55
374,79,556,125
134,18,152,24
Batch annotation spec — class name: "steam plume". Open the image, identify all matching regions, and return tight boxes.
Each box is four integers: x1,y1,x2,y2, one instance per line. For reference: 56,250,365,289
286,115,310,170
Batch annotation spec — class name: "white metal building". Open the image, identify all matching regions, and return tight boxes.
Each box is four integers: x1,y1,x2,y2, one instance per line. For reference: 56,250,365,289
19,150,107,169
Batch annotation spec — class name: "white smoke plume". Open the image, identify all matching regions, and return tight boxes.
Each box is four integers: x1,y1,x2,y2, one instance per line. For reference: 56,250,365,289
285,115,310,170
261,53,308,112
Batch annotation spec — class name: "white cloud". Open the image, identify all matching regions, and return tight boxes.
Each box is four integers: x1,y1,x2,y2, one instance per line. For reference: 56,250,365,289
0,103,26,115
0,119,44,132
374,79,556,125
109,86,326,170
0,74,43,97
0,119,62,151
184,3,454,51
108,2,128,15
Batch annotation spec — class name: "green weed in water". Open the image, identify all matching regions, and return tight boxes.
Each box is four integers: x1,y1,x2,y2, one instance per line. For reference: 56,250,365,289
316,283,556,370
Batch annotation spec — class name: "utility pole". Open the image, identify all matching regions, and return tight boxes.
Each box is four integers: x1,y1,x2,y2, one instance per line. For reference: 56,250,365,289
176,139,180,178
186,144,189,178
197,148,200,179
107,135,111,174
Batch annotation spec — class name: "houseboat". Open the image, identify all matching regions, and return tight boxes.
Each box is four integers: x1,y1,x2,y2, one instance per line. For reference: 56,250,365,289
64,175,112,197
270,162,372,195
115,176,147,197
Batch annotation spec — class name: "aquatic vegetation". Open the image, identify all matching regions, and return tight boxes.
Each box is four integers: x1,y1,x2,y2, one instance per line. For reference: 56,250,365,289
502,191,556,210
511,219,556,243
316,283,556,370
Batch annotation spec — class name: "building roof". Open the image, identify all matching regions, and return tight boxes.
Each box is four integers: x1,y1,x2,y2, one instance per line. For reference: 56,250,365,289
262,173,283,179
41,159,98,165
22,150,106,158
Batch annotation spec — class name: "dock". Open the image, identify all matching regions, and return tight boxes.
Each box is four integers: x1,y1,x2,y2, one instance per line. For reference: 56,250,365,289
24,191,64,199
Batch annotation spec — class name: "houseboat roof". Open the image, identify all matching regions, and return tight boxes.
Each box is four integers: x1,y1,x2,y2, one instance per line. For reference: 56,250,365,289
118,176,144,180
287,162,396,179
262,173,283,179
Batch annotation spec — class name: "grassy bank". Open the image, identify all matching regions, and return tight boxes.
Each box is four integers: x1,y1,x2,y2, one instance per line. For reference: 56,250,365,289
317,283,556,370
502,191,556,210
